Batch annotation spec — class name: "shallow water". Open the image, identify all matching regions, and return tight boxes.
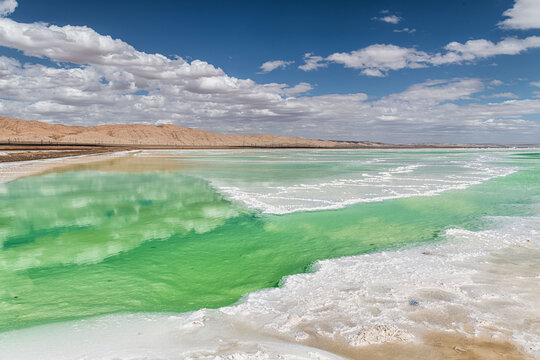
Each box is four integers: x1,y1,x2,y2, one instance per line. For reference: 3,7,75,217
0,149,539,358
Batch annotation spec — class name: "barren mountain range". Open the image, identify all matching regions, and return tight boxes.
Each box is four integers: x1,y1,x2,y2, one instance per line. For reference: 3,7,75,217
0,117,377,148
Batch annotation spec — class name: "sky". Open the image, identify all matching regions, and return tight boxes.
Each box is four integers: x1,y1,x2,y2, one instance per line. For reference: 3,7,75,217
0,0,539,143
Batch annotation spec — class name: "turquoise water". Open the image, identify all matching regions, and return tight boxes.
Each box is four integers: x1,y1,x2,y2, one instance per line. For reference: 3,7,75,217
0,149,539,333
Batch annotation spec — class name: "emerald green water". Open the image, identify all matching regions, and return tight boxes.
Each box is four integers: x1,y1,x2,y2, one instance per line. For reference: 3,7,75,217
0,150,538,332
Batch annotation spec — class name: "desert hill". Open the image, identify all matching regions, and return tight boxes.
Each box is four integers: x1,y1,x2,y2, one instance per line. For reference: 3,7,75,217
0,117,371,148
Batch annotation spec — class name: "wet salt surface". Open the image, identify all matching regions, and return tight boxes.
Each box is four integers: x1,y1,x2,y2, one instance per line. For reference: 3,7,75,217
1,215,537,359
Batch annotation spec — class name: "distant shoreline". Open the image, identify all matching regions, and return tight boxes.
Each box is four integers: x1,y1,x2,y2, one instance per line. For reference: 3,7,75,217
0,145,127,163
2,141,538,149
1,143,538,163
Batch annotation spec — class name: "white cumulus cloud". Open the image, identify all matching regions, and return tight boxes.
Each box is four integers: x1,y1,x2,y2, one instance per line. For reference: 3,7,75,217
499,0,540,30
439,36,540,61
393,28,416,33
373,14,401,24
481,92,519,99
0,0,16,17
282,82,313,96
0,18,223,82
258,60,294,74
318,36,540,77
327,44,429,77
298,53,328,71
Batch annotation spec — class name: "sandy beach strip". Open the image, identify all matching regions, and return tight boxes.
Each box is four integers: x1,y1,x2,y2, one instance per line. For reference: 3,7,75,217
0,150,133,183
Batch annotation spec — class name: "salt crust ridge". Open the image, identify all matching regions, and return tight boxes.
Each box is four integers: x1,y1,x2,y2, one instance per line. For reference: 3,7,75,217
216,162,517,214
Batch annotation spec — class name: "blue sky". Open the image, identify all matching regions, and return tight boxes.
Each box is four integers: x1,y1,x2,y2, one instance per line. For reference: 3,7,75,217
0,0,539,143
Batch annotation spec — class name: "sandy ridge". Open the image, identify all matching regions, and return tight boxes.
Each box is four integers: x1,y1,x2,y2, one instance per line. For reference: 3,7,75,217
0,117,372,148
